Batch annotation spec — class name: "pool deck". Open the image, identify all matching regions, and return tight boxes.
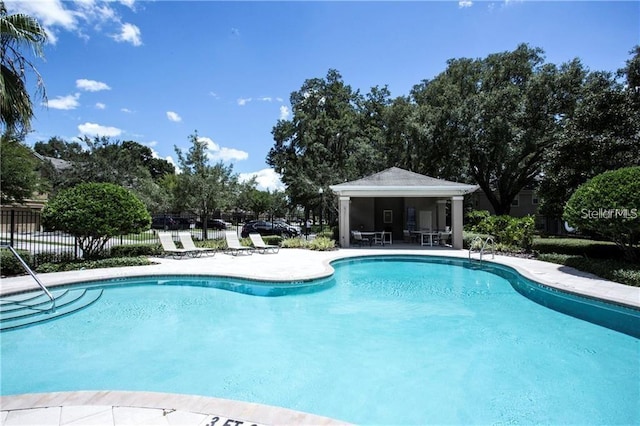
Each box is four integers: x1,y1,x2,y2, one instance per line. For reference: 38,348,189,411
1,247,639,425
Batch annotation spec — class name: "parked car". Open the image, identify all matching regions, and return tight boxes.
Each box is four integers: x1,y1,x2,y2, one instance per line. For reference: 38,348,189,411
196,218,227,230
241,220,298,238
151,216,191,230
274,220,301,234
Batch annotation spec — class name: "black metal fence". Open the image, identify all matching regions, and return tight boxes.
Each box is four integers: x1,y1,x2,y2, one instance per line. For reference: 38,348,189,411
0,209,227,268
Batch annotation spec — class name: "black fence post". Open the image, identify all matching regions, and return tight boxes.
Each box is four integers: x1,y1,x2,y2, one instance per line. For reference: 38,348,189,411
10,209,15,247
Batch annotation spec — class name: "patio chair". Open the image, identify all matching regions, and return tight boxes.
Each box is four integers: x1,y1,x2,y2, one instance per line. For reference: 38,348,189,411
224,231,254,256
249,233,280,254
373,230,386,245
351,230,371,247
157,232,200,258
178,232,216,256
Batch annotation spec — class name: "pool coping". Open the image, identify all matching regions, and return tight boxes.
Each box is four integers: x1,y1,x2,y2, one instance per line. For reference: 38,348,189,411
1,247,638,308
1,248,639,426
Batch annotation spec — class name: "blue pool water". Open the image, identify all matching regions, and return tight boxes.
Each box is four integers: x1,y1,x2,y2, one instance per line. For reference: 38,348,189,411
1,256,639,424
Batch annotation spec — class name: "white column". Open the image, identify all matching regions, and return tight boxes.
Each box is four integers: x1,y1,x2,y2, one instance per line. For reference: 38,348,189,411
339,196,351,248
437,199,447,230
451,196,464,249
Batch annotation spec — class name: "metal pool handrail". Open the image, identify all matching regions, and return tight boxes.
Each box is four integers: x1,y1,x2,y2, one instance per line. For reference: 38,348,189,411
469,236,495,261
1,244,56,311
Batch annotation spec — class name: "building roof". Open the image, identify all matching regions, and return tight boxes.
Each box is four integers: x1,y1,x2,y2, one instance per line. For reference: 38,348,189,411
329,167,478,197
32,152,73,171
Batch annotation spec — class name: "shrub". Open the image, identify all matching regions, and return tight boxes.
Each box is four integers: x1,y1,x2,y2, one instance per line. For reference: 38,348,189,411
308,236,336,251
36,256,153,273
564,166,640,260
536,254,640,287
464,210,491,230
316,230,334,239
110,244,163,257
280,237,308,248
463,232,492,250
33,251,76,266
0,248,32,276
262,235,283,246
466,215,536,251
42,182,151,259
532,237,622,259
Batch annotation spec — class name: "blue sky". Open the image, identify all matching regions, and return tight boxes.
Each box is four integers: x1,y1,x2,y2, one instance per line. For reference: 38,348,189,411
7,0,640,190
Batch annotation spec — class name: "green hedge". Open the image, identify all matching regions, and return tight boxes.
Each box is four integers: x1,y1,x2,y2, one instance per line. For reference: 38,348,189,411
110,244,163,257
0,248,32,276
532,237,622,259
537,253,640,287
36,256,153,273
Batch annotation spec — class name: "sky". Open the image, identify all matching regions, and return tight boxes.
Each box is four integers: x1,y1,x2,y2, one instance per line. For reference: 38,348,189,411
6,0,640,190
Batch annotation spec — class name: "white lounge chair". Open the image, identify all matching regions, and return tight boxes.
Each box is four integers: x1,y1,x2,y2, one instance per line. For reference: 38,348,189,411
249,233,280,254
178,232,216,256
224,231,254,256
158,232,199,258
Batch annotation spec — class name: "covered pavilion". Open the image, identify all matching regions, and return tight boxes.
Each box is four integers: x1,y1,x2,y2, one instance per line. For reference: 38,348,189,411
329,167,479,249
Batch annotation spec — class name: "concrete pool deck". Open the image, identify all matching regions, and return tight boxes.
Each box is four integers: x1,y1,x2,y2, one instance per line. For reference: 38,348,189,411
1,247,639,425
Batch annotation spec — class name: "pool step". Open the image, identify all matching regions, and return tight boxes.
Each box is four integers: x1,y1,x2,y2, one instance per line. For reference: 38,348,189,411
0,288,103,332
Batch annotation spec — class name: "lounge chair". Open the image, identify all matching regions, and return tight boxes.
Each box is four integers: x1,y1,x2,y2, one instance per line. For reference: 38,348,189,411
178,232,216,256
249,233,280,254
224,231,254,256
157,232,200,258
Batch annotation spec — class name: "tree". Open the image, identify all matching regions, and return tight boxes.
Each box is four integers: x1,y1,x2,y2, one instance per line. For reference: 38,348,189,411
38,136,176,210
0,1,47,135
268,69,363,217
0,133,38,203
34,137,84,161
42,183,151,259
413,44,582,214
563,167,640,260
539,48,640,218
174,131,238,239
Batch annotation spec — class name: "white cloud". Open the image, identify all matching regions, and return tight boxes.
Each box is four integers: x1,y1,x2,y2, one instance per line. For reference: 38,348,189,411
121,108,134,113
6,0,76,30
5,0,139,46
258,97,273,102
78,122,122,137
197,136,220,151
112,22,142,46
194,136,248,162
210,147,249,162
239,169,284,192
76,79,111,92
237,97,252,106
279,105,290,120
276,97,284,102
166,111,182,122
119,0,136,9
47,93,80,110
95,102,106,109
459,0,473,7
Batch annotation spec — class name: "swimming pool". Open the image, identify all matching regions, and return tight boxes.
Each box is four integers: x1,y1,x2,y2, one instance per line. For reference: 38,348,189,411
1,256,639,424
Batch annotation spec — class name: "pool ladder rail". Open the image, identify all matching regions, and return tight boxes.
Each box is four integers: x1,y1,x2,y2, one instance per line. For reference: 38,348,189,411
468,236,495,262
1,244,56,312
